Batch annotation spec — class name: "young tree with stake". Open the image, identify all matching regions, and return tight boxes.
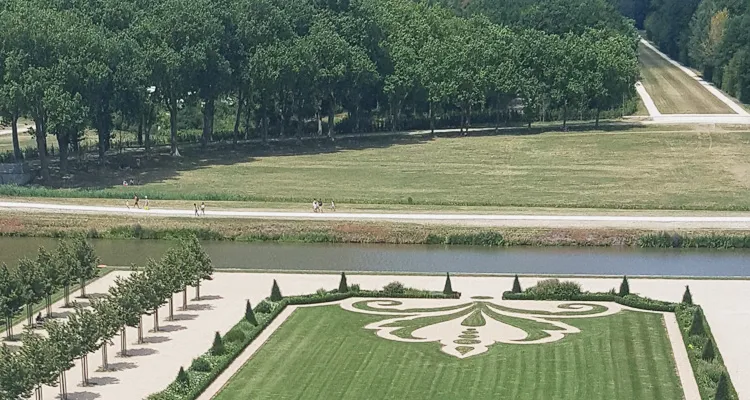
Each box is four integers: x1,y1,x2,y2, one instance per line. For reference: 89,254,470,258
20,330,60,400
37,247,61,318
0,263,24,339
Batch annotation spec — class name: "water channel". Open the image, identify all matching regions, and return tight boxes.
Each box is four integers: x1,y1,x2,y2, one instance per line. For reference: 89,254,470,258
1,237,749,277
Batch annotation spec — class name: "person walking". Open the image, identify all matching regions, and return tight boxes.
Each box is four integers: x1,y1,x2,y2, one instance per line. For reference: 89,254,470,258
330,200,336,212
200,202,206,216
144,196,150,210
194,203,199,217
133,194,140,209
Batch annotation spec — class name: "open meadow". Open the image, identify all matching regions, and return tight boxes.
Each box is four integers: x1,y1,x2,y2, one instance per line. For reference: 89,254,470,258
11,125,750,211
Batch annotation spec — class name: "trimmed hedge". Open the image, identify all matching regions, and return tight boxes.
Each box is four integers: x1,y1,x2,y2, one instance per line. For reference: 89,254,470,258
502,291,676,312
147,288,455,400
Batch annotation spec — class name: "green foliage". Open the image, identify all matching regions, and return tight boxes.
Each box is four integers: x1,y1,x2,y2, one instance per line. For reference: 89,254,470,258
511,275,522,294
223,329,246,344
338,272,348,293
715,373,730,400
176,367,190,386
211,332,225,356
618,276,630,297
427,232,505,246
244,300,257,326
349,284,361,293
690,309,706,337
525,279,582,299
702,338,716,361
443,273,453,295
254,300,273,314
190,357,212,373
383,281,405,295
270,280,283,302
638,232,750,249
682,286,693,305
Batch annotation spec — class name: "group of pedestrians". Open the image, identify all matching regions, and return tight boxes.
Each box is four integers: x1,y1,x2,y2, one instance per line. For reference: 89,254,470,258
194,202,206,216
313,199,335,213
126,194,149,210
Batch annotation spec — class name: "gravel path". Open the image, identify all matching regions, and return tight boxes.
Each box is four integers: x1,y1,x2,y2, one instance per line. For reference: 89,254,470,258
4,200,750,229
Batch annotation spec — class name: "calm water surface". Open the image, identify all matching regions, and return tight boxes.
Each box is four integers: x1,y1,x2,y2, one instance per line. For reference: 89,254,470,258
0,237,748,277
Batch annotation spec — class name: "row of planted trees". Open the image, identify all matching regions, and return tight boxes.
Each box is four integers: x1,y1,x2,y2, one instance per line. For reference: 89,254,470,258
0,235,213,400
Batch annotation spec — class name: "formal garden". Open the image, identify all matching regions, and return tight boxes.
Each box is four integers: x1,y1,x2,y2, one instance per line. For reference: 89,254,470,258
144,273,738,400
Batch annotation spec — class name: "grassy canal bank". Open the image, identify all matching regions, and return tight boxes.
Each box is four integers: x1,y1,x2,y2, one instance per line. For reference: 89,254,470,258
3,211,750,248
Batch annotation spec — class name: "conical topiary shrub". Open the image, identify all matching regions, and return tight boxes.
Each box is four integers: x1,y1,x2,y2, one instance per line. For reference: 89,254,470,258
511,275,522,293
211,331,225,356
338,272,348,293
270,279,283,301
689,309,706,337
443,273,453,295
176,366,189,386
701,338,715,361
715,372,729,400
619,275,630,296
245,300,257,326
682,285,693,305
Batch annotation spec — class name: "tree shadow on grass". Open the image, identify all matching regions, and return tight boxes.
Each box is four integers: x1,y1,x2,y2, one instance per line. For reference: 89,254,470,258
37,121,646,192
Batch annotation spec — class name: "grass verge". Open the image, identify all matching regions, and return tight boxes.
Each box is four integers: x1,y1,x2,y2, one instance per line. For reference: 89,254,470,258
4,212,750,248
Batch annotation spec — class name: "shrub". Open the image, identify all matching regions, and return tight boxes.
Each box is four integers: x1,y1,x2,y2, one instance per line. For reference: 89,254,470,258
383,281,405,295
245,300,257,325
190,357,211,373
682,285,693,305
338,272,348,293
316,288,328,296
443,273,453,295
255,300,273,314
349,283,361,293
526,279,582,298
511,275,522,293
690,309,706,337
211,332,225,356
270,280,283,301
702,338,716,361
224,329,246,344
619,276,630,296
715,373,730,400
176,367,189,386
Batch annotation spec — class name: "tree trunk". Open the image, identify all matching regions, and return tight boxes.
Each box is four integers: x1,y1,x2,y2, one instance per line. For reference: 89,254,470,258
59,370,67,400
46,295,52,317
80,355,88,386
262,111,269,143
595,107,601,127
429,101,435,135
36,384,42,400
168,297,174,321
27,304,32,327
196,281,201,300
145,122,152,155
233,90,243,145
328,93,335,140
316,107,323,137
153,308,159,332
97,129,107,164
11,111,22,161
35,119,50,181
5,316,12,339
495,100,501,134
169,96,180,157
562,100,568,129
202,97,215,148
101,343,108,371
137,116,144,147
57,134,69,173
138,317,144,344
120,327,127,356
467,103,472,131
80,277,87,298
182,287,187,310
64,285,70,307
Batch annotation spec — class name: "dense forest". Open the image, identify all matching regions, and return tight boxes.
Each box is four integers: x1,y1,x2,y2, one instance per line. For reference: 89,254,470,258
0,0,639,181
637,0,750,103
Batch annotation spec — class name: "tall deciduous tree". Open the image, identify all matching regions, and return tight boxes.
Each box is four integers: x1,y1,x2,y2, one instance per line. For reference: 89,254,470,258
0,263,23,339
20,331,60,400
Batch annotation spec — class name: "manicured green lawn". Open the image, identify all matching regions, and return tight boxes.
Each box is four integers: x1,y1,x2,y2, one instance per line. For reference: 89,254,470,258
15,126,750,210
214,306,683,400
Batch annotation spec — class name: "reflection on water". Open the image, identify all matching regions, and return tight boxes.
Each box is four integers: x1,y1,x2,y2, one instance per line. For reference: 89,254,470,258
0,237,749,277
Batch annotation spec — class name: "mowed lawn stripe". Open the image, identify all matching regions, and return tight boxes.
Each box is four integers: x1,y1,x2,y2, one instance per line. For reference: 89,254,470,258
213,307,684,400
638,44,733,114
